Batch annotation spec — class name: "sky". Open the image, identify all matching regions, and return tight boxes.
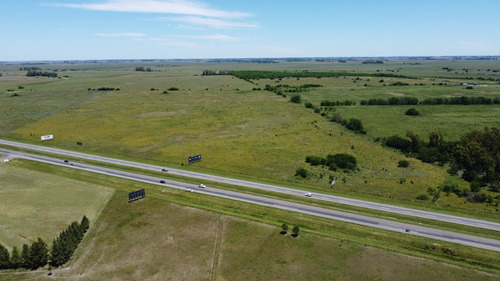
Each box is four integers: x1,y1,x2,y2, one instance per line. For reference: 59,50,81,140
1,0,499,61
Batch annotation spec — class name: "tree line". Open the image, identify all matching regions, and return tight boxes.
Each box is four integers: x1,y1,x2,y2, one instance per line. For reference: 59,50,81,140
262,83,322,94
226,70,411,81
0,216,89,271
317,96,500,107
25,71,58,78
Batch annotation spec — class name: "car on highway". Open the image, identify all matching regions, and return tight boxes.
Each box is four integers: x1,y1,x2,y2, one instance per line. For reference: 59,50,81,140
304,192,312,197
186,188,193,192
161,168,168,172
405,228,410,233
64,160,69,163
198,184,206,188
160,180,166,184
70,162,75,166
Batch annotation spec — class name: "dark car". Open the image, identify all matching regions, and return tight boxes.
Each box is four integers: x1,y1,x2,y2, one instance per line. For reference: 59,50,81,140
160,180,166,184
161,168,168,172
64,160,69,163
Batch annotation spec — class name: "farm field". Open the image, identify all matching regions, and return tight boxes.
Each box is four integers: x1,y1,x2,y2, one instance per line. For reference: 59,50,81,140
1,58,499,216
0,161,113,250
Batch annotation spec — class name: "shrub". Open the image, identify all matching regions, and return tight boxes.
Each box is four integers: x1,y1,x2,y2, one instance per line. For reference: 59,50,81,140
304,102,314,109
345,118,363,131
295,168,308,178
405,108,419,116
290,94,301,104
328,153,357,170
385,135,411,151
397,160,409,168
416,193,429,201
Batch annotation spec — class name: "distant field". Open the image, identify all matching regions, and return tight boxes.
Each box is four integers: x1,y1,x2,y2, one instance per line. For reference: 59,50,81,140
1,58,499,213
3,190,497,281
0,160,113,249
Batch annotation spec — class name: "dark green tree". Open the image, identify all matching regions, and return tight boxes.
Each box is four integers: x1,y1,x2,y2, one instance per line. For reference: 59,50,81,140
50,238,66,267
0,243,10,269
345,118,363,131
290,94,301,103
80,215,90,234
295,168,308,178
281,224,288,234
10,246,21,269
406,131,421,153
20,244,30,269
29,238,48,270
405,108,419,116
292,226,300,237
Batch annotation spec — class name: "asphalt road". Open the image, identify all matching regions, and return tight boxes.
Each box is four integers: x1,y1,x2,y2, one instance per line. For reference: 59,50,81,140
1,139,499,232
1,145,500,251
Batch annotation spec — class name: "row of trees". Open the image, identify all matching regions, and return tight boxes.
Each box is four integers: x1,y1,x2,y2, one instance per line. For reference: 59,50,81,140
201,70,228,75
384,128,500,192
0,216,89,271
135,66,152,72
227,70,410,81
317,96,500,107
263,83,322,94
25,71,58,78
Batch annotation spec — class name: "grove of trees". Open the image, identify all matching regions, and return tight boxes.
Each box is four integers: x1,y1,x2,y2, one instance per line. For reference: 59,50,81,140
384,128,500,197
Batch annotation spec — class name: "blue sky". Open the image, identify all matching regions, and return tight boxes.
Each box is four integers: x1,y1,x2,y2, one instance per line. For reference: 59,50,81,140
1,0,499,61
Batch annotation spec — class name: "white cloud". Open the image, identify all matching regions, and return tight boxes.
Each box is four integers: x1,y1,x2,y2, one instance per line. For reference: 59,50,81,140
95,32,146,37
150,37,201,48
178,34,240,41
53,0,252,19
167,16,258,29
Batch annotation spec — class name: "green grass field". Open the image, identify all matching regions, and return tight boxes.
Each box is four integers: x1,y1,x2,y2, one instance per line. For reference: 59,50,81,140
0,161,113,250
2,59,499,215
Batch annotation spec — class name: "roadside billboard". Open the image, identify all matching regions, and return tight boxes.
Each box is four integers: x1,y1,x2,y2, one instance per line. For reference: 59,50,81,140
41,134,53,141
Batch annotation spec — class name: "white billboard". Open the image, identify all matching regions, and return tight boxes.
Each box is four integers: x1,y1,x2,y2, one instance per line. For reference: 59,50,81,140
41,134,54,141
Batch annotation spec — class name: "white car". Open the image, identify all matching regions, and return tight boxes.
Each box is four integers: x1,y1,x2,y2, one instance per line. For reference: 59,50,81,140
304,192,312,197
186,188,193,192
198,184,206,188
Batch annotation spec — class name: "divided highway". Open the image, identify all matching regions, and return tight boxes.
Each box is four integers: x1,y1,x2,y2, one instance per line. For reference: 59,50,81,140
1,139,499,232
1,140,499,251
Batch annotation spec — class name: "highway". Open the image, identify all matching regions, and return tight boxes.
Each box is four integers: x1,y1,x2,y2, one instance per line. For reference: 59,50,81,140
1,139,500,232
1,144,500,251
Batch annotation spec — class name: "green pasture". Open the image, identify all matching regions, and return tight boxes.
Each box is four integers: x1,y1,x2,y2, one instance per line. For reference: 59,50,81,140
1,59,499,213
0,161,113,250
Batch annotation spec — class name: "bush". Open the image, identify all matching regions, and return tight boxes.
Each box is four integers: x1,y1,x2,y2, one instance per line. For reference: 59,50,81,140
397,160,409,168
304,102,314,109
295,168,308,178
385,135,411,151
416,193,429,201
290,94,301,104
345,118,363,131
327,153,357,170
405,108,419,116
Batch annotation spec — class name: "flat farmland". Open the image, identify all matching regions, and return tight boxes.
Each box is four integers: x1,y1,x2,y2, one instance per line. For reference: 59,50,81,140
1,58,500,214
0,160,114,250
